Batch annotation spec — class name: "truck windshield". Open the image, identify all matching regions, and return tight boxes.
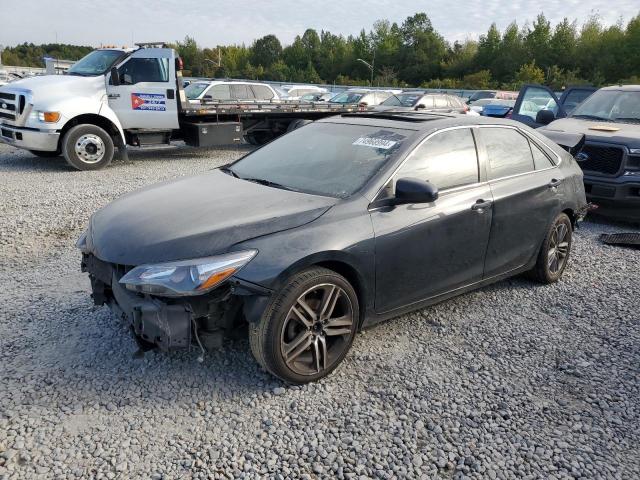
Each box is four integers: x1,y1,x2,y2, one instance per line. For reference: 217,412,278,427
571,89,640,123
67,50,125,76
228,122,410,198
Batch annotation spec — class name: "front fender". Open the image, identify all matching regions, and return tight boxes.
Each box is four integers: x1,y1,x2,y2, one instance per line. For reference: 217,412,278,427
97,103,126,144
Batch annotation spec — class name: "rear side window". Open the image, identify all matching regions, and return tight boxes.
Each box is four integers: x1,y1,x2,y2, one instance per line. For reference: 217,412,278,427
418,96,434,108
230,84,253,99
205,84,231,100
434,97,448,108
449,96,463,108
251,85,275,100
530,141,554,169
483,127,534,179
396,128,479,190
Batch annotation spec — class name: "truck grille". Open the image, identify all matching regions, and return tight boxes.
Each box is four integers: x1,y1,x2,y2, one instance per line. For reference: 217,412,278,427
0,91,24,122
578,144,623,175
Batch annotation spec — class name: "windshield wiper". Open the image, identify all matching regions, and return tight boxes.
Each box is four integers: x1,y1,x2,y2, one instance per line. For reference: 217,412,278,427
240,177,301,192
613,117,640,124
219,165,239,178
571,114,609,121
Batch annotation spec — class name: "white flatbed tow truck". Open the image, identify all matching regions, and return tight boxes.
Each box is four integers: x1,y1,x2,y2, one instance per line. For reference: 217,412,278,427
0,43,361,170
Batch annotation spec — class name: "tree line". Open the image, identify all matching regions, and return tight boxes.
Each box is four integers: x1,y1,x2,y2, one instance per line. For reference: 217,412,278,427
3,12,640,90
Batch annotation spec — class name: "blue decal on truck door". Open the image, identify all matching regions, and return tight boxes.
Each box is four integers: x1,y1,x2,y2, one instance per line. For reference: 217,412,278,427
131,93,166,111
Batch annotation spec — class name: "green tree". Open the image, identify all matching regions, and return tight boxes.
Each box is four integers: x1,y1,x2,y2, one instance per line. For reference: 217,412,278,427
515,60,545,85
463,70,492,89
251,34,282,68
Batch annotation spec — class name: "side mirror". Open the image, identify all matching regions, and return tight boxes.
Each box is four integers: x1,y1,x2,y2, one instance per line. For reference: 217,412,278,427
536,109,556,125
394,177,438,204
415,104,426,110
110,67,120,86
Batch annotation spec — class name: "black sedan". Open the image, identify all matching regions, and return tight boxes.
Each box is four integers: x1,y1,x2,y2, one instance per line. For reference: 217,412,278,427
78,113,588,384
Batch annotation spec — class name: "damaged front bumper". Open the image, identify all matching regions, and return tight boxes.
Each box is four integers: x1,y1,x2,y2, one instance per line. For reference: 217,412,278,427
81,253,271,352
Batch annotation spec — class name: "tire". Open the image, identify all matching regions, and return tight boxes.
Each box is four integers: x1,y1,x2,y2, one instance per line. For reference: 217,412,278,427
529,213,573,284
61,124,114,171
249,267,359,384
29,149,61,158
244,131,274,146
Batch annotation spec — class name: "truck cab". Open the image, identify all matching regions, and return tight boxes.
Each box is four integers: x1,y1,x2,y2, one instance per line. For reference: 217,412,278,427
0,44,181,170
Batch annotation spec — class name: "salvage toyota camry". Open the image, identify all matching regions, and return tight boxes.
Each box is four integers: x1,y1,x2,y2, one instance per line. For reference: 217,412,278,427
78,112,588,383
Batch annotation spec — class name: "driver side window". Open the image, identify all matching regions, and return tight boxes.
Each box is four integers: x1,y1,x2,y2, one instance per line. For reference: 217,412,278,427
115,57,169,85
517,87,559,121
394,128,479,192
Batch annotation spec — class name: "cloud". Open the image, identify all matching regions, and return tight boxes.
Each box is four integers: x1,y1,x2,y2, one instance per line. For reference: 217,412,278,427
0,0,637,48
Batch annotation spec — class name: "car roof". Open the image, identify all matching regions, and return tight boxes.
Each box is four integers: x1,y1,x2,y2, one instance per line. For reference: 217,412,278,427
600,84,640,92
317,111,523,132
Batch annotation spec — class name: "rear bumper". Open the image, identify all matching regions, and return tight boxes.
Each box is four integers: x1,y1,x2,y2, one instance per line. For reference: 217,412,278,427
0,123,60,151
584,173,640,220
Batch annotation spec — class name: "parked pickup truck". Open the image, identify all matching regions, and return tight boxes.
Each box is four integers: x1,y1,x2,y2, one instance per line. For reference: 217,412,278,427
0,43,361,170
510,84,640,221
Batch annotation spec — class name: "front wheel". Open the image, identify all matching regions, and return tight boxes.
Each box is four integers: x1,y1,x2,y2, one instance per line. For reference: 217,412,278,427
249,267,359,384
529,213,573,283
62,124,114,171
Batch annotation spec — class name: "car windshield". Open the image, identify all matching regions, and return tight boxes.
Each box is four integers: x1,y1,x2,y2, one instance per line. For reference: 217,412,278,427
381,94,422,107
228,122,410,198
67,50,125,76
468,91,495,102
571,89,640,123
184,82,210,99
330,92,364,104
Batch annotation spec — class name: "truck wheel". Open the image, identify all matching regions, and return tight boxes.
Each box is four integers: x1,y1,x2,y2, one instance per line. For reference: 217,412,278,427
29,149,61,158
62,124,114,171
249,267,359,384
286,119,312,133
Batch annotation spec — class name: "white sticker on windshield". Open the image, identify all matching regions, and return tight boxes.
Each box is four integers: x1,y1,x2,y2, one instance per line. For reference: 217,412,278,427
353,137,397,149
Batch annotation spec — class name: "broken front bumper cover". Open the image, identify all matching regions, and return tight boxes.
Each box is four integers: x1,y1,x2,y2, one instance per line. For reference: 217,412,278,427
82,253,191,351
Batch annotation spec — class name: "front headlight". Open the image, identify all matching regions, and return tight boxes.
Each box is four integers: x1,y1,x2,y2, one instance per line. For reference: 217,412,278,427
37,111,61,123
118,250,257,297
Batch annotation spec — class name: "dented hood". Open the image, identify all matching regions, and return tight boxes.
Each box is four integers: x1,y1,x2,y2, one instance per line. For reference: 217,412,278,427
88,169,336,265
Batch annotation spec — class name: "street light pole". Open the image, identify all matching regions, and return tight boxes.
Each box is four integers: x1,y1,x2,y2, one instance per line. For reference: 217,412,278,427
356,55,375,86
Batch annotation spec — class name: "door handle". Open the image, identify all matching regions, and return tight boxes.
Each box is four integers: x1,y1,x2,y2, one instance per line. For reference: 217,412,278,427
108,94,120,99
471,199,493,211
548,178,562,188
166,89,175,100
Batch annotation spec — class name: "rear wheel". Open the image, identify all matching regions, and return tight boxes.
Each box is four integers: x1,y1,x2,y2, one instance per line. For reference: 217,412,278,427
62,124,114,171
249,267,359,384
29,149,61,158
529,213,573,283
245,131,275,146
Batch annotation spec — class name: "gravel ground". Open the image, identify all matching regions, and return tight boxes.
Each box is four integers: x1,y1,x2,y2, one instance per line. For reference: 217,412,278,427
0,144,639,480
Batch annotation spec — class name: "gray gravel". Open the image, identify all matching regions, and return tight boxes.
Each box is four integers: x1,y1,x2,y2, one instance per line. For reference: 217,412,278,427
1,143,639,479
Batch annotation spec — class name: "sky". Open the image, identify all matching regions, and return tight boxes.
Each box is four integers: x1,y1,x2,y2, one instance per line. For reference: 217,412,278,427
0,0,637,48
